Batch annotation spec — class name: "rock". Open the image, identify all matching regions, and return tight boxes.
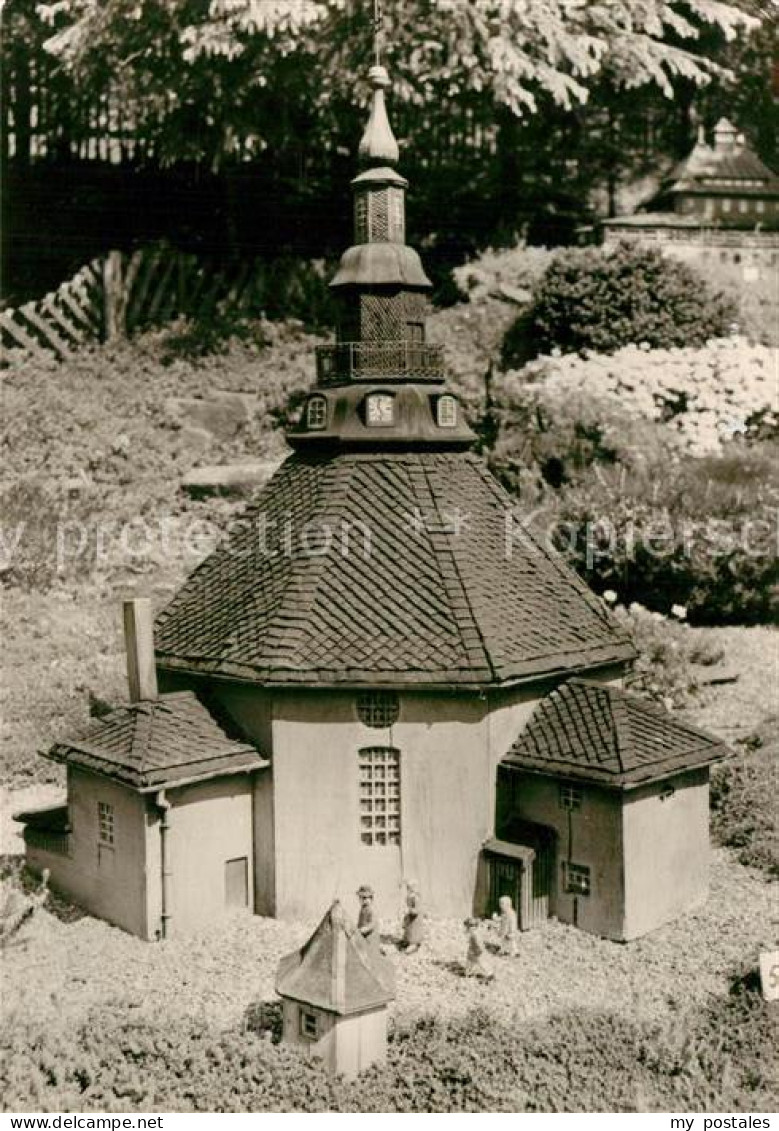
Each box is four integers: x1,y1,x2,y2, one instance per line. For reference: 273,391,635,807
166,393,250,441
491,283,532,305
698,668,740,686
181,461,282,500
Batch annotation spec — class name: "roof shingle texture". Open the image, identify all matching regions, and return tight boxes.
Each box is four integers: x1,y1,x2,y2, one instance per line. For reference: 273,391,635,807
154,451,635,687
276,901,394,1015
44,691,266,790
502,678,730,788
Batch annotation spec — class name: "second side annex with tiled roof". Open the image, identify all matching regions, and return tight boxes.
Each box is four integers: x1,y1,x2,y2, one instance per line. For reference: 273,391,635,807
502,679,729,788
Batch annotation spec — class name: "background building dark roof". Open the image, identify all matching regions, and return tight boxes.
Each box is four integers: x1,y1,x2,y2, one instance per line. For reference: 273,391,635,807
275,900,394,1015
44,691,267,790
669,119,779,198
154,451,634,689
502,678,729,788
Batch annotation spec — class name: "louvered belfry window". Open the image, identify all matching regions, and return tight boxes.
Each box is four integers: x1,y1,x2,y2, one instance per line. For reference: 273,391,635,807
359,747,401,846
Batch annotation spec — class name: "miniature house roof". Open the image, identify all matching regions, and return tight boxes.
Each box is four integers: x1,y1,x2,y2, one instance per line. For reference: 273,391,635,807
154,452,635,689
502,678,730,789
43,691,267,791
669,118,779,198
275,901,395,1015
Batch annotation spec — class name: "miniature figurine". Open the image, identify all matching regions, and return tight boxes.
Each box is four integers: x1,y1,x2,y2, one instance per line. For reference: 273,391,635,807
463,917,494,980
492,894,519,957
400,879,425,953
356,884,380,953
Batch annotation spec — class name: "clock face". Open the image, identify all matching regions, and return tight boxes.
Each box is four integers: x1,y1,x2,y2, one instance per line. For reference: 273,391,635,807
366,393,395,426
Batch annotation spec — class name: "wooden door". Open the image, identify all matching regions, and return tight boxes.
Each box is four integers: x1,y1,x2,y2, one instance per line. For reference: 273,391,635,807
488,857,521,918
225,856,248,909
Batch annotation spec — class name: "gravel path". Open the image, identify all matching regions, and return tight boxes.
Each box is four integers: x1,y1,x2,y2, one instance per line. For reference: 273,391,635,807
2,850,774,1036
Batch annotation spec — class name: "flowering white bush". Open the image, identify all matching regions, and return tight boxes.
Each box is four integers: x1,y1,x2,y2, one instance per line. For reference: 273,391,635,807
513,337,778,455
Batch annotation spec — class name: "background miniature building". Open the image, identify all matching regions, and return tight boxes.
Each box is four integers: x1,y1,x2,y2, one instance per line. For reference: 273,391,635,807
665,119,779,225
17,599,268,939
276,900,394,1079
603,118,779,242
492,680,728,941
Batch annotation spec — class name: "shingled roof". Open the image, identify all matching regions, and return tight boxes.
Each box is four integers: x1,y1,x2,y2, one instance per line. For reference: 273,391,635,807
276,900,395,1015
43,691,267,791
670,120,779,198
154,451,635,689
502,679,729,789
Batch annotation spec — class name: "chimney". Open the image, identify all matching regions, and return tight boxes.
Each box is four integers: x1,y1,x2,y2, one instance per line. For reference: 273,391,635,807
123,598,158,702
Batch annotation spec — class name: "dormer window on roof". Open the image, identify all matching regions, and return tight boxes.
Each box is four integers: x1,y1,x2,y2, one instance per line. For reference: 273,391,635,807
436,395,458,428
365,392,394,426
306,395,328,430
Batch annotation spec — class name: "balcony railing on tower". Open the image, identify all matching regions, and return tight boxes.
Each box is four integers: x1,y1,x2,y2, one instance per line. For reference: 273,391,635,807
316,341,444,384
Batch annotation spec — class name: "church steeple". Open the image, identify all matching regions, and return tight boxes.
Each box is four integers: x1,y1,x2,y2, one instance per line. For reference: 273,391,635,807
288,53,473,451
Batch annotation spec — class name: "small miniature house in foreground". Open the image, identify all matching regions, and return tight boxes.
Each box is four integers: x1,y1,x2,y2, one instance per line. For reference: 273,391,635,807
19,61,729,944
276,900,395,1079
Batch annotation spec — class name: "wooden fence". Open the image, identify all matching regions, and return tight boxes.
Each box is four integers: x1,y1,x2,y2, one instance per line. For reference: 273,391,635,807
1,247,330,360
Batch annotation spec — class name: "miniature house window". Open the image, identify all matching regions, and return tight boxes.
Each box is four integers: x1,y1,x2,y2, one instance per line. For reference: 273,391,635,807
359,747,401,846
355,194,369,242
306,395,328,431
436,395,458,428
756,200,765,214
564,862,590,896
559,785,582,811
722,198,732,212
97,801,115,845
365,392,395,427
356,691,400,728
299,1008,319,1040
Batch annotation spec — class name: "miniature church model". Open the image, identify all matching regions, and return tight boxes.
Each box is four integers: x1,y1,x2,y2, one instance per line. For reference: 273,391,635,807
276,900,395,1079
19,60,729,944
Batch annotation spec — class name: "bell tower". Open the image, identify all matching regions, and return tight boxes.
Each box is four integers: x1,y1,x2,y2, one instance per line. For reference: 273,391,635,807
288,53,472,450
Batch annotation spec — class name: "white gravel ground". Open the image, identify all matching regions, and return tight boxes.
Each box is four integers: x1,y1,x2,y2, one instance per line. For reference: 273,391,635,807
2,849,774,1036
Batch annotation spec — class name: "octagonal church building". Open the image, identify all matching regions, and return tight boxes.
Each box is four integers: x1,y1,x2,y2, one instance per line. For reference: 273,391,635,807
21,62,729,944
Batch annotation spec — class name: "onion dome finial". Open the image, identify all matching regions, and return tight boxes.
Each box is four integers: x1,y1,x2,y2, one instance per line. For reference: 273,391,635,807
358,64,399,168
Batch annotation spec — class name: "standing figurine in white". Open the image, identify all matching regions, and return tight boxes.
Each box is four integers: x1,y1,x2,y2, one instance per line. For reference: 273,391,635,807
492,894,519,957
400,879,425,953
356,884,380,953
463,918,495,980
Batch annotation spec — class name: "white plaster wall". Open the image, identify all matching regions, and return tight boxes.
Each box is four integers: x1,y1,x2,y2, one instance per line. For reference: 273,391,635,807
621,768,710,940
40,768,150,938
502,771,626,940
145,775,255,938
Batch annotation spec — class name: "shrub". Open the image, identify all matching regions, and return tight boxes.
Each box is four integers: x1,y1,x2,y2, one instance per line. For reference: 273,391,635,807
517,242,738,359
710,719,778,877
499,338,778,457
546,446,778,625
1,997,774,1113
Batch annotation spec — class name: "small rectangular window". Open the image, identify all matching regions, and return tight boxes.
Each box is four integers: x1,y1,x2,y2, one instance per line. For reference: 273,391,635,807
559,785,582,811
97,801,114,845
436,395,458,428
299,1009,319,1040
306,396,327,430
739,200,748,214
564,862,590,896
722,198,731,212
756,200,765,214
